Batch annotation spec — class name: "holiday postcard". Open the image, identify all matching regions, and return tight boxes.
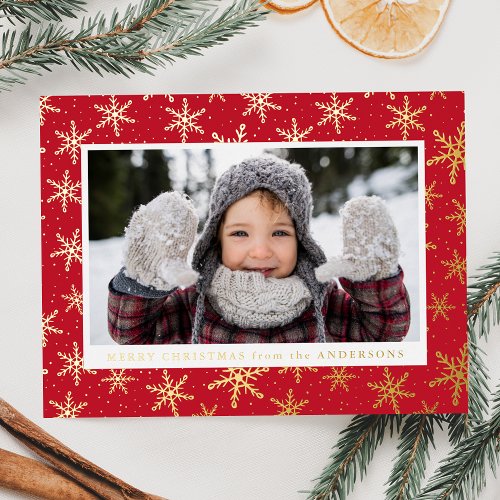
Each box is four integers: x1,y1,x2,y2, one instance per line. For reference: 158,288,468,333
40,91,467,417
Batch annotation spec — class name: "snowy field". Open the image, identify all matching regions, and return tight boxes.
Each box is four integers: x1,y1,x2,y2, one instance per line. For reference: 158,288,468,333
88,191,420,345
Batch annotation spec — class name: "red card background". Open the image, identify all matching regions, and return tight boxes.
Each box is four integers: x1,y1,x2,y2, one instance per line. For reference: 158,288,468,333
40,91,467,417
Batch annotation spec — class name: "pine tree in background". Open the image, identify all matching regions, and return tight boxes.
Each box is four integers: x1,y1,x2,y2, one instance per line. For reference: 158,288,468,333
88,149,132,240
0,0,268,91
305,254,500,500
277,146,418,215
181,148,216,225
142,149,172,202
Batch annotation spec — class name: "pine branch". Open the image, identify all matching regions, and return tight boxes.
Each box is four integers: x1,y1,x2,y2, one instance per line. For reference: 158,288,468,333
0,0,268,91
467,340,490,424
385,415,441,500
123,0,214,32
447,264,496,445
415,384,500,500
446,413,470,448
133,0,269,63
304,415,402,500
415,259,500,498
467,251,500,341
0,0,86,24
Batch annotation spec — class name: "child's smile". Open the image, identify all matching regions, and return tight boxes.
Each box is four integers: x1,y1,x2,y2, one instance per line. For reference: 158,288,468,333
245,267,275,278
219,192,298,279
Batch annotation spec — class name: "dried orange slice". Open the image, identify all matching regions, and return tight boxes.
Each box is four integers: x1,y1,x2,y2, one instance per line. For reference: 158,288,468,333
265,0,319,14
321,0,450,58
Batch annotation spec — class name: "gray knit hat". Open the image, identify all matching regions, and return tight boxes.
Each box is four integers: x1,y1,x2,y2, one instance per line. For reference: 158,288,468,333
191,154,329,343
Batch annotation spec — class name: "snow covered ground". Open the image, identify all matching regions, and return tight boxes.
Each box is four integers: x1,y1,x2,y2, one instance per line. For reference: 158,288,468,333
88,191,420,345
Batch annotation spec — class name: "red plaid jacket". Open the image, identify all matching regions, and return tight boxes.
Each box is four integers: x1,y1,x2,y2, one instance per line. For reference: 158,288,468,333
108,270,410,344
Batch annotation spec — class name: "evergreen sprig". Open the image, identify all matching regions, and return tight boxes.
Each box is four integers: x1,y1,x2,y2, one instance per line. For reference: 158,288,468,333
304,415,402,500
385,415,442,500
0,0,268,91
439,341,490,449
415,384,500,500
467,340,490,424
0,0,86,24
468,251,500,341
445,255,498,446
306,252,500,499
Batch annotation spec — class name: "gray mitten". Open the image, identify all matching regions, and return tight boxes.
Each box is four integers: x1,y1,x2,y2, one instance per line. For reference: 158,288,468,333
315,196,400,283
124,191,199,290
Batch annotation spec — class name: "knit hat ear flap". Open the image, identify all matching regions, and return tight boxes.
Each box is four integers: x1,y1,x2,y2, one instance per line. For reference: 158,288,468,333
192,251,219,344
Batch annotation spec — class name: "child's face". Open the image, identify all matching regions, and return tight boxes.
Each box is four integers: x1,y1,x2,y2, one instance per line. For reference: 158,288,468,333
219,192,297,278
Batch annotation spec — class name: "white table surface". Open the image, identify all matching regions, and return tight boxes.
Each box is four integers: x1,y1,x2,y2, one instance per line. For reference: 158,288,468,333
1,1,499,498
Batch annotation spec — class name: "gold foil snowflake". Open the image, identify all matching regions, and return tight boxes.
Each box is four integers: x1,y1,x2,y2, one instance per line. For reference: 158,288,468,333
445,199,466,236
364,91,395,100
57,342,96,386
55,120,92,164
278,366,318,383
386,95,426,140
50,229,82,271
143,94,174,102
208,367,269,408
414,400,439,414
271,389,309,416
146,370,194,416
42,309,63,347
368,367,415,413
212,124,248,143
101,369,136,394
424,180,443,210
428,293,456,321
192,403,218,417
426,121,465,185
315,93,356,134
425,223,437,251
429,344,468,406
322,367,357,392
39,96,60,126
430,91,447,100
62,284,83,315
94,95,136,137
441,249,466,284
276,118,313,142
165,97,206,143
242,93,282,123
209,94,225,103
49,391,88,418
46,170,82,213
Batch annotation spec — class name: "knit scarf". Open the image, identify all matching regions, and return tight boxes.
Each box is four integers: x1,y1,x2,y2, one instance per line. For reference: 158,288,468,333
206,265,312,329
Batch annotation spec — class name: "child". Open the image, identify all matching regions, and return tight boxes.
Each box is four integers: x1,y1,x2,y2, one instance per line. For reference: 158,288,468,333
108,155,410,344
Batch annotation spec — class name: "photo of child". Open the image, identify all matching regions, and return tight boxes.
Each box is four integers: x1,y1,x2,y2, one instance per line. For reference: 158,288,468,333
92,148,417,345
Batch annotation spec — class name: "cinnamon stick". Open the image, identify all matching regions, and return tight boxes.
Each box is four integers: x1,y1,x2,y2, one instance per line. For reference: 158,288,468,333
0,448,99,500
0,398,166,500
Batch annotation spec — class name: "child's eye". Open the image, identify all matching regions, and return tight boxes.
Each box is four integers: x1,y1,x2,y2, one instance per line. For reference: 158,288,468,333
273,230,290,237
230,230,248,237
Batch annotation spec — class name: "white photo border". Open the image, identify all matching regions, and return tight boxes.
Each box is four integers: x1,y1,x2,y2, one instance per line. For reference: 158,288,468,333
82,140,426,369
